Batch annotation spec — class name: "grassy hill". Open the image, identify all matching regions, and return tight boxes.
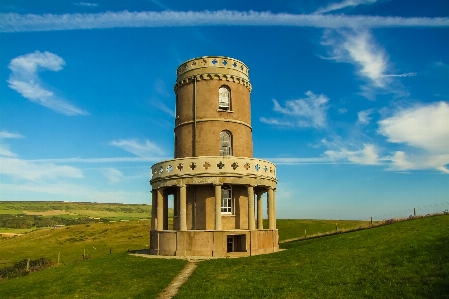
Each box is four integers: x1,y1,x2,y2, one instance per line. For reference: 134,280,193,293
0,215,447,298
0,220,151,268
177,215,449,299
0,201,153,222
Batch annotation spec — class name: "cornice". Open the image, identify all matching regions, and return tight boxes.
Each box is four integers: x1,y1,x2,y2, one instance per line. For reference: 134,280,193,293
174,73,252,93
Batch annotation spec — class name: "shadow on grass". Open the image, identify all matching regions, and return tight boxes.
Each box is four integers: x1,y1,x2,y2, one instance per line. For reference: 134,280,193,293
419,235,449,299
128,248,150,254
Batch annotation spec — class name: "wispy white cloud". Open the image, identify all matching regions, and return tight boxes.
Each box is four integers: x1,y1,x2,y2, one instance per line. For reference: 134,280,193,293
7,51,88,116
0,131,24,139
0,131,23,157
315,0,378,14
338,108,348,114
322,29,388,88
102,168,125,183
357,108,374,124
379,101,449,173
110,139,165,157
1,10,448,33
383,72,417,77
0,145,16,157
0,157,84,181
0,182,148,203
152,99,175,118
325,143,379,165
27,156,167,163
267,157,333,164
75,2,98,7
261,91,329,128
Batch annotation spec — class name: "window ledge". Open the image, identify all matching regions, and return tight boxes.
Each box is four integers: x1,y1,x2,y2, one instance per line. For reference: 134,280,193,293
221,213,235,217
217,109,234,113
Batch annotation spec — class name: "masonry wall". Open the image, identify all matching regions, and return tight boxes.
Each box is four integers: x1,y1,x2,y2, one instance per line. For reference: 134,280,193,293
174,80,253,158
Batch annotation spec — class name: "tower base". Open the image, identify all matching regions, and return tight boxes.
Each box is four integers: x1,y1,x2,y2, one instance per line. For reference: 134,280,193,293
150,229,279,257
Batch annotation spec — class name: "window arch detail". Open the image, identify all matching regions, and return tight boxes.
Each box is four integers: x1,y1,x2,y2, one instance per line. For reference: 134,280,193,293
218,85,231,110
220,130,232,156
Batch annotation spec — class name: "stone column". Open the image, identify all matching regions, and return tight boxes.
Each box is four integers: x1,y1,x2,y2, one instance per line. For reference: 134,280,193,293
257,192,263,229
157,188,164,231
179,185,187,231
214,184,222,230
173,189,179,230
163,192,169,230
151,190,157,231
247,185,255,230
268,187,275,230
273,188,277,230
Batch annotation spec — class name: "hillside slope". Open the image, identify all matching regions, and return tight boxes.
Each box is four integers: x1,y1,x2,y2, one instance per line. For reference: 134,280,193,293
176,215,449,299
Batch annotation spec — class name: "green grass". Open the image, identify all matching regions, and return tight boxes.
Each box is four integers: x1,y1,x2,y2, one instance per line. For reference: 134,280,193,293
1,212,448,298
0,209,24,215
0,253,187,299
175,215,449,299
274,219,376,241
0,201,156,221
0,228,41,234
0,220,151,268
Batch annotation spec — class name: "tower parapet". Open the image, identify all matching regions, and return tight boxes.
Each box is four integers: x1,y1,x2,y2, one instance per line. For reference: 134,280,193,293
174,56,252,93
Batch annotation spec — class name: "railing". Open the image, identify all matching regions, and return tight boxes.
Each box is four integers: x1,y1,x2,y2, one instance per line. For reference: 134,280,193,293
151,156,276,180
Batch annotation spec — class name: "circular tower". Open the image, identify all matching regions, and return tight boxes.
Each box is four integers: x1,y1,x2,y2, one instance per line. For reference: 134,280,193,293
150,56,278,257
174,56,253,158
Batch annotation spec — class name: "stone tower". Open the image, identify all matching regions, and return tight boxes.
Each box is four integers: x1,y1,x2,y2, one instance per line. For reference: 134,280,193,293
150,56,278,257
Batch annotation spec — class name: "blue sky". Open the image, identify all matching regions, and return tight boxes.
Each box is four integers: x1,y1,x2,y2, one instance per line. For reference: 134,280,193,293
1,0,448,220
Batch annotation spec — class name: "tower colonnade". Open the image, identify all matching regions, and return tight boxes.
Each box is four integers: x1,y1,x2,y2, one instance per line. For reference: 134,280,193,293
150,56,278,257
150,176,277,232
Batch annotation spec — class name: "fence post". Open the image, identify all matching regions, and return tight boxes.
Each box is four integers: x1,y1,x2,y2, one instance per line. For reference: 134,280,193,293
304,229,307,238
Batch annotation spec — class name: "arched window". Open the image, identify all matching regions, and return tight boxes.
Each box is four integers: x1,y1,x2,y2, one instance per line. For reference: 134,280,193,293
220,130,232,156
218,86,231,110
221,185,232,214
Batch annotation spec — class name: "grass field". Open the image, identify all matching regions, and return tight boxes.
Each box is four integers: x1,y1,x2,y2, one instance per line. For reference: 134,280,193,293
0,220,151,268
176,215,449,299
274,218,378,241
0,201,156,221
0,253,187,299
0,202,447,298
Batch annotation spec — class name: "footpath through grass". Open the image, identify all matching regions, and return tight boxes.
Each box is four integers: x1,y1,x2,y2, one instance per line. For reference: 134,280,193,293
176,215,449,299
0,253,187,299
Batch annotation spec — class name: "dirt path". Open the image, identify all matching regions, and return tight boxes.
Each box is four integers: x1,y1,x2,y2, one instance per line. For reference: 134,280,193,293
157,261,198,299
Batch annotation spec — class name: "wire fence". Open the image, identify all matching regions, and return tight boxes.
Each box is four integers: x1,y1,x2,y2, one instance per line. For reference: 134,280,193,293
371,201,449,221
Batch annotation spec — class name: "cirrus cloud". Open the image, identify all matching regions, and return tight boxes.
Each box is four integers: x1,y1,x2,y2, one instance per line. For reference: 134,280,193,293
1,10,449,33
7,51,88,116
110,138,165,157
260,91,329,128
